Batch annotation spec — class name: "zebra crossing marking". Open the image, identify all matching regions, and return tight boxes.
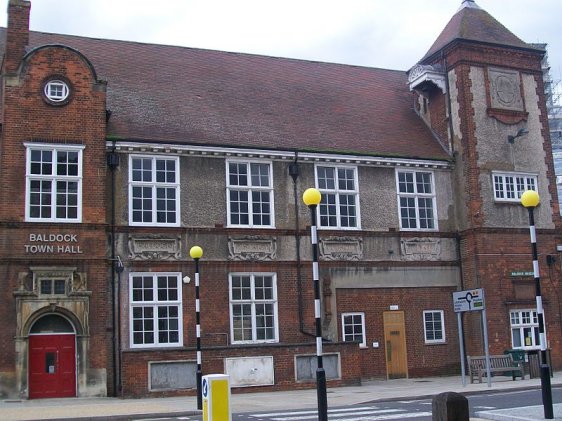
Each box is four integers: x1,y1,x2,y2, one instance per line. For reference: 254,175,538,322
249,406,432,421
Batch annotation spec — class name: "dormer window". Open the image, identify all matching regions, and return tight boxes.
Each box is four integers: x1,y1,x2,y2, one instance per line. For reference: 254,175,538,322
43,79,70,104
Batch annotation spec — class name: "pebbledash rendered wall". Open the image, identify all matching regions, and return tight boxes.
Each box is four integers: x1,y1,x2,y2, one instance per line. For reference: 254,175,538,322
111,153,463,396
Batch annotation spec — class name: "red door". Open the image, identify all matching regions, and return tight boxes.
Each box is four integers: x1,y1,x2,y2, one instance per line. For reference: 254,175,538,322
29,334,76,398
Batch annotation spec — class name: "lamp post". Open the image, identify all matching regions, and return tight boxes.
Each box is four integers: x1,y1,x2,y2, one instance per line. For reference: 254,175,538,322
190,245,204,411
302,187,328,421
521,190,553,419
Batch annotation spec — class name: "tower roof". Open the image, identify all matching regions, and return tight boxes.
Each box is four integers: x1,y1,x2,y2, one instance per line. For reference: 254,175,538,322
420,0,540,63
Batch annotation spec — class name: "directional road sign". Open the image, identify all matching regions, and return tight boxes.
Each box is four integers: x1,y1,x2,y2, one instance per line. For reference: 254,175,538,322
453,288,485,313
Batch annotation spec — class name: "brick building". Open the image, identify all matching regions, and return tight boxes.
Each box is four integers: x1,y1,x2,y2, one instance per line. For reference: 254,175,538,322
0,0,560,399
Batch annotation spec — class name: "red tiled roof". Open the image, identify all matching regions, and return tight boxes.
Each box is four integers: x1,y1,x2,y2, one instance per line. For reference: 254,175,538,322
421,3,538,63
1,28,450,161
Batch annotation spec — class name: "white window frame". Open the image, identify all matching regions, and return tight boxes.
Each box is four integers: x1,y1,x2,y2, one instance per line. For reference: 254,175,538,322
492,171,538,202
396,169,438,231
226,160,275,228
423,310,446,344
25,143,84,222
128,155,180,227
510,309,541,350
44,80,70,102
341,312,366,348
129,272,183,348
315,164,361,230
229,272,279,344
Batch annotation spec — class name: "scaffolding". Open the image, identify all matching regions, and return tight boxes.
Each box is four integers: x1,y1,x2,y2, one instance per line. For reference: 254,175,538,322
533,43,562,149
533,45,561,114
534,44,562,213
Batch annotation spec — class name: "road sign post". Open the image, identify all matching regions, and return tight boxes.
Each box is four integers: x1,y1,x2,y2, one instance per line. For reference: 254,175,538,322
453,289,491,387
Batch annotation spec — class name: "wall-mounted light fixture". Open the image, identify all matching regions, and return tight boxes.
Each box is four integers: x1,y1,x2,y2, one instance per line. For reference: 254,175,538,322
508,128,529,144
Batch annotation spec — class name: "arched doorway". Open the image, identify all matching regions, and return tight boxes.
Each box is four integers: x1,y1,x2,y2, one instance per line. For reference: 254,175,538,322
28,314,76,398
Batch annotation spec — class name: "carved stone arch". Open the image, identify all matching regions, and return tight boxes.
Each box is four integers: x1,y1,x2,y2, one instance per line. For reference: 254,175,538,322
24,306,83,337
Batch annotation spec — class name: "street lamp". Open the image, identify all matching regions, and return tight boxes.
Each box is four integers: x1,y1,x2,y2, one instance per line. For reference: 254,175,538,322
302,187,328,421
521,190,553,419
190,245,204,411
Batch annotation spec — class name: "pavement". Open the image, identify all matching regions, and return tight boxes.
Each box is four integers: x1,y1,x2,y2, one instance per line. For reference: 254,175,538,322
0,373,561,421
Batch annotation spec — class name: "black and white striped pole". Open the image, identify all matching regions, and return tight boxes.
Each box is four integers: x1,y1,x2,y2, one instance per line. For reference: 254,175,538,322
303,187,328,421
521,190,553,419
190,245,204,411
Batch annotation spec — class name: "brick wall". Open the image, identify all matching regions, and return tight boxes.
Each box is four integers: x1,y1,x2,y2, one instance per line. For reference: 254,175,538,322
0,18,112,396
121,342,361,398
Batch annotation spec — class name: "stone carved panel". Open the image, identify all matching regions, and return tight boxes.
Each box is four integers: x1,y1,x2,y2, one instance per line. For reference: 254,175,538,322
228,236,277,261
128,235,181,260
400,238,441,261
488,68,524,111
13,267,91,337
319,237,363,261
17,267,88,296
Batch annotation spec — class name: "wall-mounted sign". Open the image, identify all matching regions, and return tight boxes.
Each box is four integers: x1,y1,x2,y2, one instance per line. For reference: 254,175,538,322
389,305,399,311
510,271,534,277
24,233,83,254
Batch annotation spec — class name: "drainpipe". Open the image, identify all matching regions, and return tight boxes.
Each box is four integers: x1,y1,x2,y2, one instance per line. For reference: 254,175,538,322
444,49,469,367
443,53,456,157
289,152,315,338
107,133,122,395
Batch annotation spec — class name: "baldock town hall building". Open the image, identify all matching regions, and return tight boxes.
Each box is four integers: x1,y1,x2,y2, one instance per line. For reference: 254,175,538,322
0,0,560,399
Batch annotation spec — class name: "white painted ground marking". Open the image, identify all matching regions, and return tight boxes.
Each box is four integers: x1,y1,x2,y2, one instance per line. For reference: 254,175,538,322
338,412,432,420
268,409,402,420
252,407,376,417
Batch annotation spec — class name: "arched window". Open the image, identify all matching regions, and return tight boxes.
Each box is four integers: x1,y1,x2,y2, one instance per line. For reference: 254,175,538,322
30,314,74,334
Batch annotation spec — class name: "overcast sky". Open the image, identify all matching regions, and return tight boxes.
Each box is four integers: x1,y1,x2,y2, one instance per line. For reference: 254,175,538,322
1,0,561,95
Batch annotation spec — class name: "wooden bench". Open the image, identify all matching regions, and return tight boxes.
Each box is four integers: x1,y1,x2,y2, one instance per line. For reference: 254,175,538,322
467,354,524,383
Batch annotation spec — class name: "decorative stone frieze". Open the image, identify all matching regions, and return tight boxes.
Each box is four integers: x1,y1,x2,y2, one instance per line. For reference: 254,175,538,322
128,234,182,260
400,238,441,261
227,236,277,261
318,237,363,261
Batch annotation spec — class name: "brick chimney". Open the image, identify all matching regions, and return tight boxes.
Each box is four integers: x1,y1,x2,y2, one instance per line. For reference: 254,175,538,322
4,0,30,74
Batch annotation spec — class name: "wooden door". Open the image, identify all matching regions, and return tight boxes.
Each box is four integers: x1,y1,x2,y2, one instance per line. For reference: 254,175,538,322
29,334,76,398
383,311,408,379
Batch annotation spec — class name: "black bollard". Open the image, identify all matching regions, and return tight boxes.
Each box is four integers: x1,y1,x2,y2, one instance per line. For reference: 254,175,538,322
432,391,469,421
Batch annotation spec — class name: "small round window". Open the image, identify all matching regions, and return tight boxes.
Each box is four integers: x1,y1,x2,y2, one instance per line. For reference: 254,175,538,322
44,80,70,103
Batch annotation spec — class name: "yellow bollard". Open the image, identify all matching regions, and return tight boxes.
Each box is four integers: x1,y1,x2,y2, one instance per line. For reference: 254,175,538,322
202,374,231,421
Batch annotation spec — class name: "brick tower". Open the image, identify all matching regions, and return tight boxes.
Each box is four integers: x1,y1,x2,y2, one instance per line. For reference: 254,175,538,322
408,0,562,363
0,0,112,398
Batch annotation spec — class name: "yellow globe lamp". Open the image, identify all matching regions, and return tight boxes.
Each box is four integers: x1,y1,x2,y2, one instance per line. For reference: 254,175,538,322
521,190,540,208
303,187,321,206
189,245,203,259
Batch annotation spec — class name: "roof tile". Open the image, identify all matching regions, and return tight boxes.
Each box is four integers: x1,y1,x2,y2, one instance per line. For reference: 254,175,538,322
1,28,450,161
